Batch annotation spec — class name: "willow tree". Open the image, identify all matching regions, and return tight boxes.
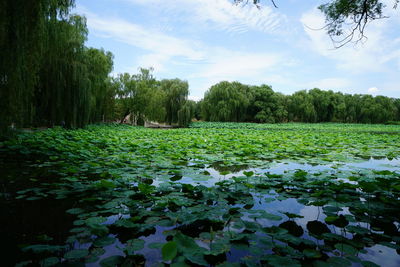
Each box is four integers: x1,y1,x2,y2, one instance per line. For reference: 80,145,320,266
114,68,159,125
1,0,115,131
36,14,91,128
249,85,277,123
0,0,75,132
144,88,166,123
202,81,251,122
85,48,114,123
177,103,193,127
133,68,158,124
160,79,189,125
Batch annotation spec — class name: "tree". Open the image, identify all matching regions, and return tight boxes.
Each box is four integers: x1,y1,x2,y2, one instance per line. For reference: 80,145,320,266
112,70,193,126
249,85,276,123
288,90,317,123
0,0,75,132
1,0,115,131
144,87,166,123
160,79,189,125
177,102,193,127
234,0,399,47
131,68,158,125
85,48,114,122
36,14,92,128
202,81,251,122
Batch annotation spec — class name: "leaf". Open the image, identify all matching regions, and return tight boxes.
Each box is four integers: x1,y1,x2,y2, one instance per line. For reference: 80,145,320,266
125,239,145,255
346,225,369,235
325,216,338,223
173,233,207,265
100,255,124,267
335,243,358,255
85,216,107,225
323,206,342,213
327,256,352,266
162,241,178,261
95,179,116,189
361,261,380,267
303,249,322,258
64,249,89,260
40,257,59,267
243,171,254,177
93,236,115,247
279,221,304,237
22,244,66,253
88,223,109,236
263,226,288,236
148,242,165,249
306,220,330,237
261,212,282,221
170,175,183,181
279,211,304,219
265,255,301,267
66,208,85,215
171,262,191,267
15,261,31,267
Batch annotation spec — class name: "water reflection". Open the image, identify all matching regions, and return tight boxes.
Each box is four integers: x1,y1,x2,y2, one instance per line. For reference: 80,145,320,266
182,157,400,187
3,156,400,266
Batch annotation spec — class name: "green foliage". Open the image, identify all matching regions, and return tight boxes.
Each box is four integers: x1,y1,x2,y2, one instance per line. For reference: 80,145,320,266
177,102,193,127
162,241,178,261
0,0,73,131
113,70,192,126
0,0,115,132
161,79,189,124
202,81,251,122
318,0,387,46
200,82,399,124
3,123,400,266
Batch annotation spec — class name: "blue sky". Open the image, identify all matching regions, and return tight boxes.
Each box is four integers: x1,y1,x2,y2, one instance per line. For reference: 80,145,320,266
74,0,400,100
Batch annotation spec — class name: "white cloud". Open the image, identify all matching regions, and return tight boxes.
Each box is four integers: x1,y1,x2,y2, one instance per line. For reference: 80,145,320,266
194,49,283,79
77,4,286,98
124,0,288,34
300,7,400,74
306,78,352,90
368,87,379,94
76,5,205,71
135,54,170,73
185,48,288,100
89,17,202,60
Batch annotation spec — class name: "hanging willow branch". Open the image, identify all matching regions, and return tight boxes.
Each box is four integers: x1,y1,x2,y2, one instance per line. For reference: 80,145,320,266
233,0,398,48
318,0,392,48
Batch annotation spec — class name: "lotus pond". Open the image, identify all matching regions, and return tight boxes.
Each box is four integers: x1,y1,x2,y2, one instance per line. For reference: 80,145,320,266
1,122,400,267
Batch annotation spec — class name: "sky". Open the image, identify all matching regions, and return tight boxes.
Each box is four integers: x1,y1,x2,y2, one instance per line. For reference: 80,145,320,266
74,0,400,100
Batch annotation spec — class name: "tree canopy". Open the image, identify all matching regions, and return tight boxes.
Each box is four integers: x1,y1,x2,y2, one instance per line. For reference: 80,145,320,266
112,69,192,127
201,81,400,124
0,0,114,130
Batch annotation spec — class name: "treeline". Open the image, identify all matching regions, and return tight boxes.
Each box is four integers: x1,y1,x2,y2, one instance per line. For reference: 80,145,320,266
199,81,400,124
110,69,193,127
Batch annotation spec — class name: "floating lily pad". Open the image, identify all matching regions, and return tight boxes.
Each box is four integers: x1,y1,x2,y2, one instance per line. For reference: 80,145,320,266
64,249,89,260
